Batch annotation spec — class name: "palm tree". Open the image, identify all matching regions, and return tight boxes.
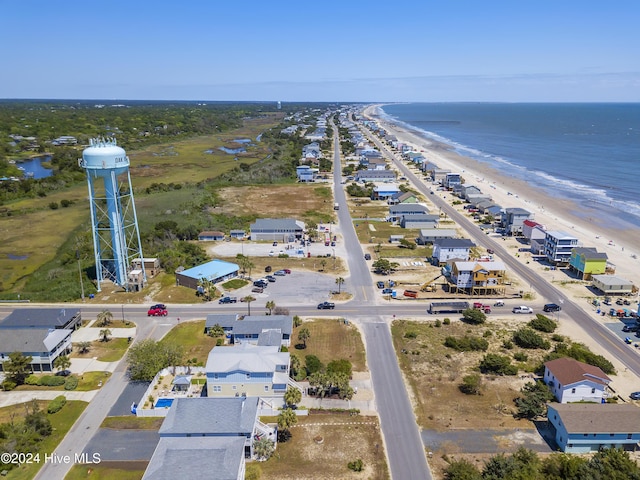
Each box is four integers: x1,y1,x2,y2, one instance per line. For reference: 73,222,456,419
284,387,302,408
265,300,276,315
335,277,345,294
96,309,113,327
319,259,327,271
253,437,275,460
298,327,311,348
242,295,256,316
99,328,111,342
77,341,91,354
53,355,71,373
277,408,298,442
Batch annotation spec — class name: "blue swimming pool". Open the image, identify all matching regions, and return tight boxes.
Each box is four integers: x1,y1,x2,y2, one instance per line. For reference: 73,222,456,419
155,398,174,408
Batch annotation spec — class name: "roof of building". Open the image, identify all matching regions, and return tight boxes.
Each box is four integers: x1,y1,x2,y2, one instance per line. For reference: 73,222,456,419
172,375,192,386
591,275,634,286
0,308,80,329
231,315,292,336
545,230,578,241
544,357,611,386
250,218,304,231
433,238,476,248
206,343,289,373
198,231,225,237
389,204,428,214
355,170,396,178
143,436,245,480
418,229,457,238
453,261,506,272
401,214,439,222
548,403,640,434
523,219,542,228
257,330,283,346
373,183,400,192
178,260,239,282
391,191,418,201
505,207,531,215
159,397,258,436
0,328,72,353
205,314,241,329
572,247,608,260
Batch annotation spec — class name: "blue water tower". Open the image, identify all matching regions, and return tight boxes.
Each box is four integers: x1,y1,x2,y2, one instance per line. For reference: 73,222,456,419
79,138,145,292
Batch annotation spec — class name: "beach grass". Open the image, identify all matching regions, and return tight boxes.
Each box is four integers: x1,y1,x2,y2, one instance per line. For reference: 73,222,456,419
291,318,367,373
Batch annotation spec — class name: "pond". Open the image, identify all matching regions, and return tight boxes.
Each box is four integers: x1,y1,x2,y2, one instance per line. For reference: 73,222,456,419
219,146,246,154
17,155,53,179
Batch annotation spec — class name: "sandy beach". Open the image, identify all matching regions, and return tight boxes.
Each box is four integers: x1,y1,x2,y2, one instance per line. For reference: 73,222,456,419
364,104,640,287
363,104,640,395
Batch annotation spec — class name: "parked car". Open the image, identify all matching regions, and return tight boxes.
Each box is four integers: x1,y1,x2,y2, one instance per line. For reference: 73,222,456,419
494,300,505,307
274,270,286,276
265,275,276,282
283,268,292,274
513,306,533,314
543,303,562,312
218,296,237,304
253,279,268,288
376,281,385,289
55,369,71,377
251,287,263,294
623,324,639,333
382,288,393,294
150,303,166,310
148,306,168,316
272,241,278,246
631,392,640,400
317,302,335,310
364,253,371,260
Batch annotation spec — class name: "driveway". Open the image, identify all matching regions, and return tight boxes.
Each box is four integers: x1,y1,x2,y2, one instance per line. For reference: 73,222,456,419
421,427,554,454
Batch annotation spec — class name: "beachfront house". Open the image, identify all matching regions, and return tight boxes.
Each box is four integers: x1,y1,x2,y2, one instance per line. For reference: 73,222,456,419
175,259,239,290
205,343,290,399
501,208,532,236
459,185,482,200
568,247,608,279
432,168,451,184
591,275,635,295
250,218,305,242
450,261,507,295
543,357,611,403
416,228,457,245
388,204,429,222
444,173,462,190
431,238,476,265
544,231,579,265
547,403,640,453
522,220,545,242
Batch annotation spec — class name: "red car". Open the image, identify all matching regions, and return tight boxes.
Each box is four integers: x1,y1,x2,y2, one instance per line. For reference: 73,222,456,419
147,307,168,317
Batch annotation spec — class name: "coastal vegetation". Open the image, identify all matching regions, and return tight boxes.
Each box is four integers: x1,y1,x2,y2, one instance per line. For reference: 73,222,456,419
0,101,335,301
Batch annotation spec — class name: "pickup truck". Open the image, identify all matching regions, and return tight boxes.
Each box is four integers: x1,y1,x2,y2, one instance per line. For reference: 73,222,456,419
218,296,237,304
317,302,335,310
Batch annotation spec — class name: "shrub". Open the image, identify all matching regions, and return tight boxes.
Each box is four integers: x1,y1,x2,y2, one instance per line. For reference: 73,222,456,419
479,354,518,375
327,359,352,378
483,330,493,338
444,335,489,352
545,342,615,374
25,374,41,385
443,318,451,325
47,395,67,414
60,199,72,207
48,201,59,210
404,331,418,339
513,352,529,362
64,376,79,391
347,459,364,472
459,374,482,395
305,355,323,375
513,328,551,350
39,375,66,386
2,380,17,391
502,340,514,350
216,338,223,346
462,308,486,324
528,314,558,333
434,319,442,328
551,334,565,342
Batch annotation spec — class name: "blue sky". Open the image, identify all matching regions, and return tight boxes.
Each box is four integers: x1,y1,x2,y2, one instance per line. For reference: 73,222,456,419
1,1,638,102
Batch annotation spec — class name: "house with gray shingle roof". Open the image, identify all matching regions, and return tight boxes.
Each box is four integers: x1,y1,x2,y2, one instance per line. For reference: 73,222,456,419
0,328,73,373
249,218,305,242
431,238,476,265
0,307,81,330
547,403,640,453
204,314,292,347
206,344,290,398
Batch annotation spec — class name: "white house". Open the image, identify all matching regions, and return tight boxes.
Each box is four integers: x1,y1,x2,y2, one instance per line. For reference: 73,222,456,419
544,357,610,403
544,230,579,264
431,238,476,266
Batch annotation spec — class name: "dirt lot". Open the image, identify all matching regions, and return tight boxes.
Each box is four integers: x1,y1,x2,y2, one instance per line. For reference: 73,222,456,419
258,413,388,480
391,318,556,431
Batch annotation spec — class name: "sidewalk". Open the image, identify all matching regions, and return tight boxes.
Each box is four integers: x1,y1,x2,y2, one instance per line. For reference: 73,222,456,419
0,389,98,408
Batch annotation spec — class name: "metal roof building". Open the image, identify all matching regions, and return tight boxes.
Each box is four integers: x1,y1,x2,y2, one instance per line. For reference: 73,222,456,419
175,259,239,290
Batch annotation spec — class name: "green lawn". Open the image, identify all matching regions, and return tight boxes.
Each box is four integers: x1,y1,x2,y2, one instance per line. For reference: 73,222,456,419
65,463,146,480
100,416,164,430
159,320,218,365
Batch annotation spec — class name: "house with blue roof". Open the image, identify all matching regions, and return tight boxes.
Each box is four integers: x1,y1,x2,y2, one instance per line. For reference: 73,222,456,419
175,259,239,290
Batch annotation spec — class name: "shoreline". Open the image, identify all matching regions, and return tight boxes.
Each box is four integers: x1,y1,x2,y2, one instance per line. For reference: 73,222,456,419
364,104,640,286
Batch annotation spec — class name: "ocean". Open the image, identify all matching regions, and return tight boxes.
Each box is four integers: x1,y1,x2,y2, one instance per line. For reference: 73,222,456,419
380,103,640,229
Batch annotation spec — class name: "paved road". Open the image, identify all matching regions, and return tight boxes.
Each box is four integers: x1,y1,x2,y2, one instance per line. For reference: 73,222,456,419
365,125,640,378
